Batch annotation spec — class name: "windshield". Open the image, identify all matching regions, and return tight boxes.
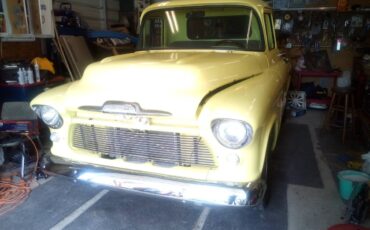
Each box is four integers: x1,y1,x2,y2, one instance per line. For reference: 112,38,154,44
139,6,264,51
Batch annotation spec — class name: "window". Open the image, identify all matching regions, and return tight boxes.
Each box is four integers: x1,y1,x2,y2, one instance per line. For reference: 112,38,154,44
139,7,264,51
142,17,164,48
188,15,249,40
264,13,275,50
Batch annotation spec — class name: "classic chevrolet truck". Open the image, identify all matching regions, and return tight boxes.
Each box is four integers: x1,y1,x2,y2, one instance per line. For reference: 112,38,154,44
31,0,291,207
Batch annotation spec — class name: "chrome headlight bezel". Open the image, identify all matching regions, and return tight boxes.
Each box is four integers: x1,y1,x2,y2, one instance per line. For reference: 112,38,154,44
32,105,63,129
211,119,253,149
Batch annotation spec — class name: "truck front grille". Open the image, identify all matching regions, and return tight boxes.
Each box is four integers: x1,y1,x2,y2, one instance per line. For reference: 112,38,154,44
72,124,215,167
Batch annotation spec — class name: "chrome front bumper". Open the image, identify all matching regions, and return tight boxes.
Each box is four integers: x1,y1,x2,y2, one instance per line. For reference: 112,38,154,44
42,156,265,207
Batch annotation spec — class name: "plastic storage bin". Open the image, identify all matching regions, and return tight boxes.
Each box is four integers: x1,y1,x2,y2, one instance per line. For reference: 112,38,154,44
337,170,369,200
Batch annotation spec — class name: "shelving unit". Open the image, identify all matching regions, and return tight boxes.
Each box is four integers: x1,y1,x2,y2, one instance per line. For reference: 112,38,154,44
294,70,341,106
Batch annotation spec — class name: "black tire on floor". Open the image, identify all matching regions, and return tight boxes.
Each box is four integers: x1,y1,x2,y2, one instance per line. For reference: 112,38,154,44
258,136,273,210
259,157,271,210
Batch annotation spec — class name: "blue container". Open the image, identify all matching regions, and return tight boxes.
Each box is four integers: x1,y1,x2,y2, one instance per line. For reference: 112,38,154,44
337,170,369,200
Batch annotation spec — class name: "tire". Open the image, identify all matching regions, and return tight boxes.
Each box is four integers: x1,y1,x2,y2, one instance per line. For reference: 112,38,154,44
258,136,273,210
259,155,271,210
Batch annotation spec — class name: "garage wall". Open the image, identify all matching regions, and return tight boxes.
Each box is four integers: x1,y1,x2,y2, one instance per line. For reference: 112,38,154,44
307,0,370,7
53,0,120,30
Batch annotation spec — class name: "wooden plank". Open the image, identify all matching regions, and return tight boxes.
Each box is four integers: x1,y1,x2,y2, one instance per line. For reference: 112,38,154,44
29,0,42,34
59,35,94,79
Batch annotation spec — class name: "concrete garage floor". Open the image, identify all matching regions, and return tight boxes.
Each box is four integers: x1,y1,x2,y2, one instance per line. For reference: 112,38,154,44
0,110,368,230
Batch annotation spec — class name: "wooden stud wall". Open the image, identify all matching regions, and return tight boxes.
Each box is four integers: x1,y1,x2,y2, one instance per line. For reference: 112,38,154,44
0,39,43,61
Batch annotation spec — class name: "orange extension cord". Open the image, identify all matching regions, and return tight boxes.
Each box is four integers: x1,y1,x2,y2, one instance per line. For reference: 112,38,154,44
0,134,39,215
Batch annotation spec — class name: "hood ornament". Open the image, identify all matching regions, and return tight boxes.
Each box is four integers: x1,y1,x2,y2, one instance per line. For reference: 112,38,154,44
79,101,172,117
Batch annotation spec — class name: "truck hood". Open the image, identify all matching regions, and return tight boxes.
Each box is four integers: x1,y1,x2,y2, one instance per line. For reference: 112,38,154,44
65,51,266,118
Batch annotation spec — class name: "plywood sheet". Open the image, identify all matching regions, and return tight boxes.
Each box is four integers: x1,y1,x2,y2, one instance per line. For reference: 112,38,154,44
30,0,41,34
59,35,93,79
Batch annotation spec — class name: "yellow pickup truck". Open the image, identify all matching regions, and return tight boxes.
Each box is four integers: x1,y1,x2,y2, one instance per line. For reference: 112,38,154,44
31,0,291,207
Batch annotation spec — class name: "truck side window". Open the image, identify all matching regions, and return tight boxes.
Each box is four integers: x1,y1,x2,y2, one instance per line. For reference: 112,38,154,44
264,13,275,50
142,17,163,48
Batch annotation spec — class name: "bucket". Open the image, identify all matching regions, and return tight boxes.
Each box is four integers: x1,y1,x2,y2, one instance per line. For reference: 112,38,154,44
337,170,369,200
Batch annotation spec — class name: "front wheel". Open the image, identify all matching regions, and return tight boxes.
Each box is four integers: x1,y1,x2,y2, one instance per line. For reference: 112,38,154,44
258,137,273,210
259,156,271,210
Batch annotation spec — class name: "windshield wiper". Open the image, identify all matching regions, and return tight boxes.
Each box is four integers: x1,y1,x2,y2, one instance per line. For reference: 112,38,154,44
213,40,247,49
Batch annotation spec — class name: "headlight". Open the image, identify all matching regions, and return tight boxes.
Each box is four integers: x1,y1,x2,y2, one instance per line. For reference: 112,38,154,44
211,119,253,149
32,105,63,129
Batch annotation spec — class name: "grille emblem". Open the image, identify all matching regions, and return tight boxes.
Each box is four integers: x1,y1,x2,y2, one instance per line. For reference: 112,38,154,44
79,101,172,117
102,101,139,115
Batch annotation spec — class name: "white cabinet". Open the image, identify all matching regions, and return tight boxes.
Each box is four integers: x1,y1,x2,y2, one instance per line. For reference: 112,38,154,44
0,0,54,40
30,0,54,37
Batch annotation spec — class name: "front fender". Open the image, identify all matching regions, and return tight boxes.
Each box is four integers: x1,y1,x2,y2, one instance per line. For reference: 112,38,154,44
198,72,281,182
30,82,74,112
